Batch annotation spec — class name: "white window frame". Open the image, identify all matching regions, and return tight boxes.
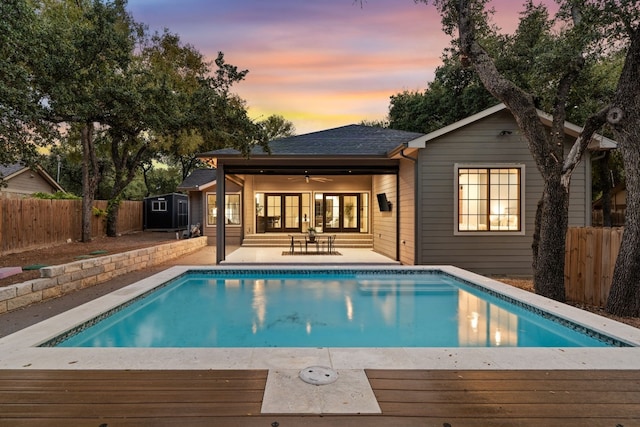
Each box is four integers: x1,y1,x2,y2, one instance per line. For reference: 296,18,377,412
454,163,526,236
206,192,242,227
151,200,167,212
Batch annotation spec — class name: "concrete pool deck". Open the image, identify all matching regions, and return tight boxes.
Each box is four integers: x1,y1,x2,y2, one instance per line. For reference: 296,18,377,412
2,247,640,415
2,263,640,372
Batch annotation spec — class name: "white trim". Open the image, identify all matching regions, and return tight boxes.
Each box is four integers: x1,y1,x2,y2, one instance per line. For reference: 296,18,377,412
453,163,526,236
408,103,617,151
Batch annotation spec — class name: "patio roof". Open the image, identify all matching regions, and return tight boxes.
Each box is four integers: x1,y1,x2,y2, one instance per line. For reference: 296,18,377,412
201,124,425,157
198,124,425,175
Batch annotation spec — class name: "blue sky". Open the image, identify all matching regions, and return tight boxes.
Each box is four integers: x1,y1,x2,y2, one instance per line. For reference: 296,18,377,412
126,0,554,134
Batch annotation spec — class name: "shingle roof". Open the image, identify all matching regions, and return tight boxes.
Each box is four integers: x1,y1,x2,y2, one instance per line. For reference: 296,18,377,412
201,125,426,157
0,163,26,178
177,168,217,190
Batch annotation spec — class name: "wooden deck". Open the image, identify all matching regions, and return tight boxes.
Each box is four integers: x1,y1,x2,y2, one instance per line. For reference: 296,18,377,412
1,369,639,426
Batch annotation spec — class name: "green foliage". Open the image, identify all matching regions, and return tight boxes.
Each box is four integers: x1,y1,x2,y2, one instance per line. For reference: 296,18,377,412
31,191,80,200
259,115,296,140
143,165,183,197
389,50,497,133
0,0,57,170
359,119,390,128
92,206,107,217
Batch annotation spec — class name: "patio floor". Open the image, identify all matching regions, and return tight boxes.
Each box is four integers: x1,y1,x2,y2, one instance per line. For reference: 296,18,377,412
221,246,400,264
1,369,638,426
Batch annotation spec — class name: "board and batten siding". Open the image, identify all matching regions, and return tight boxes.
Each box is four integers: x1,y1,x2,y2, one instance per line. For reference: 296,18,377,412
372,174,397,260
417,110,589,276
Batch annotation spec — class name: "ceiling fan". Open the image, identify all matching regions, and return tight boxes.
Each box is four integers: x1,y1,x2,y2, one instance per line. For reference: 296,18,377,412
287,174,333,184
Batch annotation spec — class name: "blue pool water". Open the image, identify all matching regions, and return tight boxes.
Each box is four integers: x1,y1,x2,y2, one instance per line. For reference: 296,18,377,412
52,270,617,348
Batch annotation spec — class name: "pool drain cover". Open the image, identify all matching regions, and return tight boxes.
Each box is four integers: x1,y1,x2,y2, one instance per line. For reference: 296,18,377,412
299,366,338,385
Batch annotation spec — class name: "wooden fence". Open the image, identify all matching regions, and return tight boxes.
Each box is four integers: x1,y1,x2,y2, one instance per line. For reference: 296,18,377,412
0,199,143,255
565,227,623,307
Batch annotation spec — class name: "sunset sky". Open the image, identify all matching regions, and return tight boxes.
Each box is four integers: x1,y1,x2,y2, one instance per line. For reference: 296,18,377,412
126,0,555,134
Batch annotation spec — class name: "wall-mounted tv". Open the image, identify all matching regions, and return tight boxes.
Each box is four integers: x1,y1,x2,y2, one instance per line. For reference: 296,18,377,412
377,193,392,212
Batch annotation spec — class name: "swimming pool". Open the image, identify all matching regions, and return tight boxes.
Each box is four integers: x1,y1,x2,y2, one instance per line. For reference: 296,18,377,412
48,269,619,348
2,265,640,371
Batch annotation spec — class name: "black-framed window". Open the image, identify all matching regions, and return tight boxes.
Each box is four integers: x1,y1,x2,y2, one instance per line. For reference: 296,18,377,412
457,167,521,232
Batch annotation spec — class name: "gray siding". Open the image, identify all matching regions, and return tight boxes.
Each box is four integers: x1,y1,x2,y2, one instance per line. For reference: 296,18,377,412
417,110,589,276
190,191,203,228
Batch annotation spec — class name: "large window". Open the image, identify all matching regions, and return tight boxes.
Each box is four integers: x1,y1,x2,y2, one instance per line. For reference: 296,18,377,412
207,193,241,226
457,166,522,232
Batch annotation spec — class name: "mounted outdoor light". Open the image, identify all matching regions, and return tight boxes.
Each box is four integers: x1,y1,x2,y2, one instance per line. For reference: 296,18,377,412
305,174,310,184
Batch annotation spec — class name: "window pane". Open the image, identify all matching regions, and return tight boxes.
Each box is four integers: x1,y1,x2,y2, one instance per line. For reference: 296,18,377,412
285,195,299,229
458,167,520,232
225,194,241,225
207,194,217,226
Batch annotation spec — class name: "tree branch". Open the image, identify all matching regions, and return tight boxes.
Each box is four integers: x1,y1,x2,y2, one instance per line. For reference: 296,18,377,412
457,0,552,176
562,106,610,186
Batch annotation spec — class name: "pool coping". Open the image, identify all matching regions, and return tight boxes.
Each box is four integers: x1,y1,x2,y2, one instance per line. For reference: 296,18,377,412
1,265,640,371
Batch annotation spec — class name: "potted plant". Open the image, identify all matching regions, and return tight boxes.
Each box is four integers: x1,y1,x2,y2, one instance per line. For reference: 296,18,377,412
307,226,317,242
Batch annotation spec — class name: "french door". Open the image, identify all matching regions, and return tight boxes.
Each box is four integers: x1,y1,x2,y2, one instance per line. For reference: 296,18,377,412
265,194,302,232
322,193,360,232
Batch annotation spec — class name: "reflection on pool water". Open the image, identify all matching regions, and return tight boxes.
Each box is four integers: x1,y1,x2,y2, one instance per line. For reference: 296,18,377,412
49,270,622,348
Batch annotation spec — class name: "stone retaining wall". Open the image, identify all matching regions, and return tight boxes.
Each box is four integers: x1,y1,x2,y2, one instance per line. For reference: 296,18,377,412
0,237,207,314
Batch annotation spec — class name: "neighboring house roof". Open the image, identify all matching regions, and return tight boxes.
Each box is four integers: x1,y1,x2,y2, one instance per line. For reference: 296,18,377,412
593,181,627,209
407,103,617,150
0,163,26,178
177,169,217,191
201,125,426,158
0,163,64,193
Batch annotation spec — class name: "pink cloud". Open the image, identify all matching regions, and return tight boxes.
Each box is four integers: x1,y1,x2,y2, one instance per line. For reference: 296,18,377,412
128,0,558,134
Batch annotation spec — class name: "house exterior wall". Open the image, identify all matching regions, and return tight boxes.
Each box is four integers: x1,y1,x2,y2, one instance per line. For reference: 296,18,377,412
249,174,372,232
189,191,204,228
1,171,58,198
417,110,589,276
190,180,243,246
372,174,397,259
398,157,416,265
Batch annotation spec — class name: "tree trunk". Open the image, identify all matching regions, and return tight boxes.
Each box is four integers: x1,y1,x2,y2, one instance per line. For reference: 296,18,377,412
80,122,100,243
606,131,640,316
455,0,576,301
533,177,569,302
106,199,120,237
599,152,612,227
605,27,640,317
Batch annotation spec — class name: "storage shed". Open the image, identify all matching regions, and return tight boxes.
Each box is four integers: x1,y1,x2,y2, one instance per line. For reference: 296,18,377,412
143,193,188,231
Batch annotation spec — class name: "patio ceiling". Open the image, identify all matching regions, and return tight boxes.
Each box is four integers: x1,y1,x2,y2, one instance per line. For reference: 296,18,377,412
218,159,399,176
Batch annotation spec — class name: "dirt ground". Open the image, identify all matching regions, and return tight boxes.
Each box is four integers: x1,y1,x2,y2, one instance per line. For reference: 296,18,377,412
0,231,178,288
500,277,640,329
